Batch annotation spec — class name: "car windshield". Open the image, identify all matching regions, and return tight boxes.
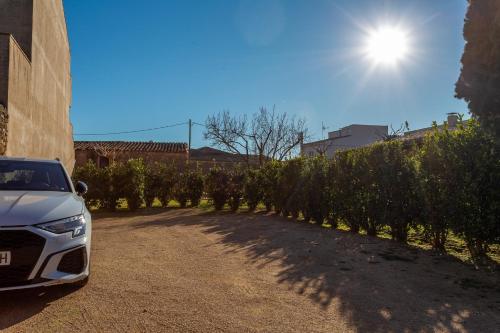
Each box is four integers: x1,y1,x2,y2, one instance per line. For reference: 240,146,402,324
0,161,71,192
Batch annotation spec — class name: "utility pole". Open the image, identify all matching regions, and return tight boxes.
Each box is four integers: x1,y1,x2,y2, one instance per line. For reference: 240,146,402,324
188,119,192,161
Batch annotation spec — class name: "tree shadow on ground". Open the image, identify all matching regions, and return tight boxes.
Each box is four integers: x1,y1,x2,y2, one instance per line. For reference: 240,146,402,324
0,285,79,330
132,209,500,333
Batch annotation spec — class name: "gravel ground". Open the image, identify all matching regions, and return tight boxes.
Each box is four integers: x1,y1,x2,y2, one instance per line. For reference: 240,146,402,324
0,208,499,333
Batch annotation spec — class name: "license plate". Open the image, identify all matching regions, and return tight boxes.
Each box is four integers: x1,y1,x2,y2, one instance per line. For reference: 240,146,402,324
0,251,11,266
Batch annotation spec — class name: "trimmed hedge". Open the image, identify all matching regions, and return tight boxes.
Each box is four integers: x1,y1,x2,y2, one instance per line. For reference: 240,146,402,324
73,120,500,264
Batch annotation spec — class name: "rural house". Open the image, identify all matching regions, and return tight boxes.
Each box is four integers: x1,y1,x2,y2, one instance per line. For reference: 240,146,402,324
74,141,189,168
0,0,74,171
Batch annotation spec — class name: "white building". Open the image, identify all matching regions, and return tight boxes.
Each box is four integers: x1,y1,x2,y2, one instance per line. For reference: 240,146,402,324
301,124,388,158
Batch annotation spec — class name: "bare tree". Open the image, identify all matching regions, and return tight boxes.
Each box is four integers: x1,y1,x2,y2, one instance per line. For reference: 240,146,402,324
380,121,410,141
204,107,308,166
204,111,250,164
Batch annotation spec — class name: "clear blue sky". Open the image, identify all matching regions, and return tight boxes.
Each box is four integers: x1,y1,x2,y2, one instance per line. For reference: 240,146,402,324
65,0,468,147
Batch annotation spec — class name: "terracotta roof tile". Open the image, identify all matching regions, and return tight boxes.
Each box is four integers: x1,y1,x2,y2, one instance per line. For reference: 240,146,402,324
74,141,188,153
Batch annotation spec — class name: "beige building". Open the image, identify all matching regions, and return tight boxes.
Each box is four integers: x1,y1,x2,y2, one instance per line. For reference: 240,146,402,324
301,124,388,158
0,0,74,172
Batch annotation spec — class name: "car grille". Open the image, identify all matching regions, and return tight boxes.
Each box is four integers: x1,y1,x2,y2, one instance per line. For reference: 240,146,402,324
0,230,46,288
57,247,86,274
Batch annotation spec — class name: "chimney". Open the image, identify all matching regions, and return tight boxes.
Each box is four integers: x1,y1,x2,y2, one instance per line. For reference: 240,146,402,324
447,113,458,129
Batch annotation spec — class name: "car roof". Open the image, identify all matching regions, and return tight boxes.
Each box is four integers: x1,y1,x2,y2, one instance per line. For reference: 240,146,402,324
0,156,61,164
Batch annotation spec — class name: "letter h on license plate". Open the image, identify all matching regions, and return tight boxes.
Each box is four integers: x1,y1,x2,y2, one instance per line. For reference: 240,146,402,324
0,251,11,266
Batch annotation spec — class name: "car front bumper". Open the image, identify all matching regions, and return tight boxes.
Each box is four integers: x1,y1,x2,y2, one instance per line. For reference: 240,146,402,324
0,222,91,292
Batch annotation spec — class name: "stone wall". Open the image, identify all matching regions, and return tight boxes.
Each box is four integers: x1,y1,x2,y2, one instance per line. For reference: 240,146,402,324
0,104,7,154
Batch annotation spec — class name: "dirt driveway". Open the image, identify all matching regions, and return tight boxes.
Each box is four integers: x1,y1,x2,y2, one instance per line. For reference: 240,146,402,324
0,209,499,332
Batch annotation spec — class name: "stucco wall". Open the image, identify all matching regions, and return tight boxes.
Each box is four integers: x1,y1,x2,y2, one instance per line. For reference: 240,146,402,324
29,0,74,171
0,0,33,59
0,0,74,172
5,36,32,158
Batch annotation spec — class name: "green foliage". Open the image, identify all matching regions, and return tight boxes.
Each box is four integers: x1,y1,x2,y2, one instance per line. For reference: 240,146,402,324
419,126,456,251
158,163,177,207
365,141,420,241
186,168,204,207
301,157,330,225
106,162,127,211
144,162,168,208
431,121,499,262
260,161,282,212
122,159,146,211
278,158,305,218
173,172,189,208
331,151,361,233
173,165,204,208
456,0,500,140
243,168,263,211
228,167,245,211
205,167,230,210
75,123,499,265
73,160,109,209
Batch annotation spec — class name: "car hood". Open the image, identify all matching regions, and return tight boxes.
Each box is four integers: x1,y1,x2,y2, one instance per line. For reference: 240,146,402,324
0,191,84,227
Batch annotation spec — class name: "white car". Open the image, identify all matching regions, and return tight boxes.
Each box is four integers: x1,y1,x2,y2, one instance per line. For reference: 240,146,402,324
0,157,91,291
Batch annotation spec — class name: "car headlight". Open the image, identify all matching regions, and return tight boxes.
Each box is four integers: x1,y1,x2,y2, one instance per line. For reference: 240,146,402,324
36,215,86,238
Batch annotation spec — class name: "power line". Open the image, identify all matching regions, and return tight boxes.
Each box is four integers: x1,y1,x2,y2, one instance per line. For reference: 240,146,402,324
73,121,189,136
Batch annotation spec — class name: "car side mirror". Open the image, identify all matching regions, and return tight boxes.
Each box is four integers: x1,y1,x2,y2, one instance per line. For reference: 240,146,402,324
75,181,88,196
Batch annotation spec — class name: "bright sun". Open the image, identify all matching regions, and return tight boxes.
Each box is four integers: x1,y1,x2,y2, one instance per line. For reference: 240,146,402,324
365,26,409,66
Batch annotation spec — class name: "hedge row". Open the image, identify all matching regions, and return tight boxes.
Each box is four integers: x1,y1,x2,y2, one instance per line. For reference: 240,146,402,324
73,161,205,211
74,120,500,263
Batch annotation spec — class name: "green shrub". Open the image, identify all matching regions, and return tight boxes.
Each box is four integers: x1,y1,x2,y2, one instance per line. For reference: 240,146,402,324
105,162,127,211
228,167,245,211
365,141,420,242
326,160,338,228
243,168,263,211
144,162,167,208
260,161,282,212
186,168,204,207
301,157,330,225
332,151,361,233
173,172,189,208
205,167,230,210
419,127,455,251
158,163,177,207
73,160,107,208
122,159,146,211
279,158,305,219
438,121,500,263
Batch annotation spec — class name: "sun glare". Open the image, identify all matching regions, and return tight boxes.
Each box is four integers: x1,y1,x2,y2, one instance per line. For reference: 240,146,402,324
365,26,409,66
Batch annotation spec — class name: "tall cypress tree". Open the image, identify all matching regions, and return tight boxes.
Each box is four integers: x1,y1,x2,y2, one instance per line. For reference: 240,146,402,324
456,0,500,141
